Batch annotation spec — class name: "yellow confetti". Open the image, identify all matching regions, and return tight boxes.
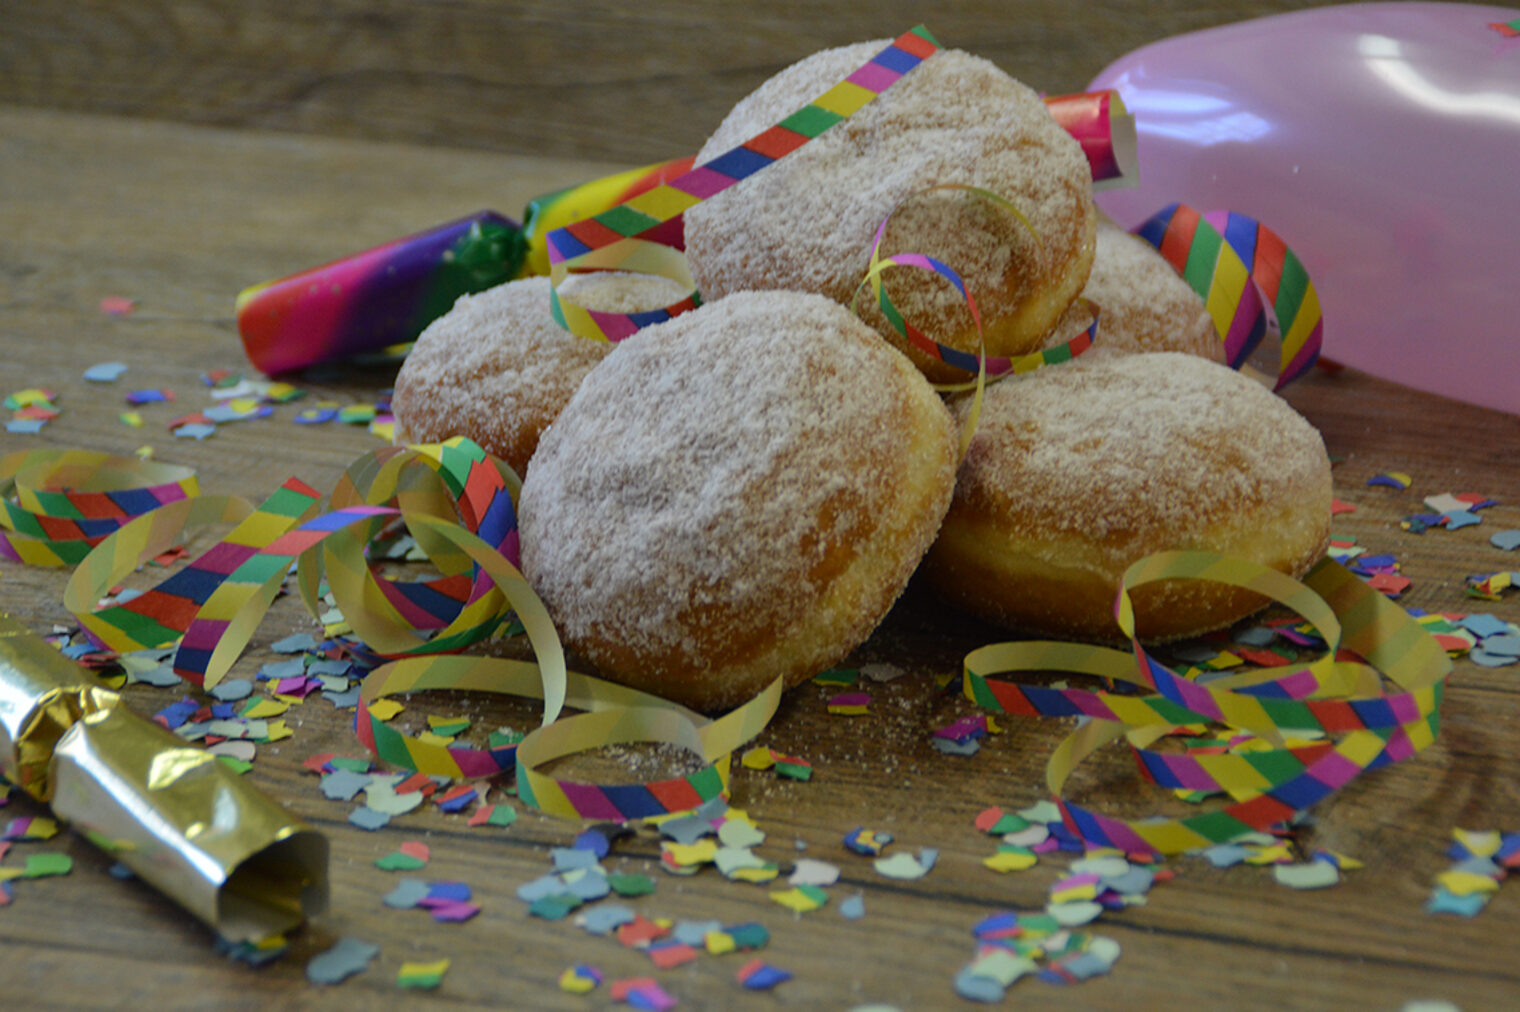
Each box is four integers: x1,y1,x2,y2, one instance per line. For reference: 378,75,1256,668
1436,870,1501,896
1244,843,1294,865
983,847,1038,873
729,865,780,884
558,967,597,995
1453,828,1502,858
242,697,289,719
769,886,827,913
705,931,735,955
662,840,718,866
741,746,775,770
261,720,292,742
369,699,404,722
119,411,144,428
416,731,455,748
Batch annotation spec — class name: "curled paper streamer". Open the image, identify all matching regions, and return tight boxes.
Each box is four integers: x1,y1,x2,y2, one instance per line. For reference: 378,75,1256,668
542,25,944,343
1133,203,1322,389
521,155,696,277
0,614,328,940
1,449,199,567
235,211,525,375
357,654,782,821
961,553,1450,855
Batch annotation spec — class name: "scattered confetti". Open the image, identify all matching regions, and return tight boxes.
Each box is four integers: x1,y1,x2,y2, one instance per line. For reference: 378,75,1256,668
560,964,603,994
843,827,893,856
1367,471,1411,490
84,362,128,382
874,849,937,880
99,296,138,316
396,958,450,990
737,959,792,990
1492,530,1520,551
1274,860,1341,890
770,885,829,913
306,938,379,985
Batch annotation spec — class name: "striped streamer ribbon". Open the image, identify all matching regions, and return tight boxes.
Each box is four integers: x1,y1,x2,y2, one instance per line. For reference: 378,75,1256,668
357,654,782,821
861,183,1098,384
543,25,942,343
1133,203,1323,389
962,552,1449,855
2,449,200,567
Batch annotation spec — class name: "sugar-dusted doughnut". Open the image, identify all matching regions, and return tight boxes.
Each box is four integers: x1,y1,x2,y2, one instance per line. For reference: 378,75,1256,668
391,273,689,474
924,352,1331,641
519,290,958,711
1043,221,1224,362
683,41,1097,383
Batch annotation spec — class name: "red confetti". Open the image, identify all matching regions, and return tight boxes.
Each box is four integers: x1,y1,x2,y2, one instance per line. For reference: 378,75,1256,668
99,296,138,316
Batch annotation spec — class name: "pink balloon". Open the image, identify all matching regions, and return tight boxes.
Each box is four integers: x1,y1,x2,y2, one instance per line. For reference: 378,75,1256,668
1090,3,1520,415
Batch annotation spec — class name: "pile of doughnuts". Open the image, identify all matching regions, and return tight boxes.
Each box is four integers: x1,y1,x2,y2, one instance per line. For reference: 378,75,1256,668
391,37,1331,710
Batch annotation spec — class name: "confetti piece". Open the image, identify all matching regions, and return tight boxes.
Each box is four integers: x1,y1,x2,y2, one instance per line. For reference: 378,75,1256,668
874,849,936,880
99,296,138,316
983,846,1039,873
83,362,128,382
368,699,405,721
770,884,829,913
529,895,580,921
397,958,450,990
1492,530,1520,551
827,691,871,715
348,807,390,831
1426,887,1489,917
737,959,792,990
560,965,603,994
953,967,1007,1003
6,419,46,434
3,816,60,841
609,873,656,897
1274,861,1341,890
616,915,671,948
430,901,482,923
22,852,73,878
813,668,859,686
839,893,866,920
579,905,637,936
1331,498,1357,515
382,879,430,909
610,978,677,1011
1444,510,1482,530
844,827,893,856
717,817,765,849
1368,471,1411,489
1047,900,1104,927
740,747,774,770
789,858,840,887
306,938,379,985
647,942,700,969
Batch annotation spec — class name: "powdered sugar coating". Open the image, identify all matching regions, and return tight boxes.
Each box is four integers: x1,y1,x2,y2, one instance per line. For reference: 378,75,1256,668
926,351,1331,639
953,352,1324,553
1045,222,1222,361
683,41,1096,374
391,273,689,473
520,290,957,710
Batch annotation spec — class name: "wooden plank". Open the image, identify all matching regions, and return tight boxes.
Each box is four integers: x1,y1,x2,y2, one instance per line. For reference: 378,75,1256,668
2,104,1519,1008
0,0,1345,163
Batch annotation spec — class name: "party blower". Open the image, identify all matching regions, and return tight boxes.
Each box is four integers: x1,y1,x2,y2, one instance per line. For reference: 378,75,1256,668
0,614,328,942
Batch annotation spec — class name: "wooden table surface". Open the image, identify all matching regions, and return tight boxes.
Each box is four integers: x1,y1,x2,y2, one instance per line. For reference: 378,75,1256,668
4,69,1520,1011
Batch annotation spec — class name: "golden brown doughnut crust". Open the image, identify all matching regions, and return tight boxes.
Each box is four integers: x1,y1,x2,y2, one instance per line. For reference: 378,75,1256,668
391,273,688,474
519,291,958,711
683,41,1097,383
924,352,1331,641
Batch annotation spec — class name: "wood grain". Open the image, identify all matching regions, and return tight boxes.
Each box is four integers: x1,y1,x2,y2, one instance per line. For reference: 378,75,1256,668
0,0,1345,163
2,103,1519,1009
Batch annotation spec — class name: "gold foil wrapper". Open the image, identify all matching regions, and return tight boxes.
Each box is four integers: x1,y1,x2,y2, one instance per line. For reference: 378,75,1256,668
0,614,328,941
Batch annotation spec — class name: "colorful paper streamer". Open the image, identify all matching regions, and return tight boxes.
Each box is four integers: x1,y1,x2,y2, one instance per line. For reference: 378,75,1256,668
1133,203,1323,389
962,553,1449,855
